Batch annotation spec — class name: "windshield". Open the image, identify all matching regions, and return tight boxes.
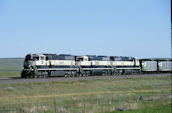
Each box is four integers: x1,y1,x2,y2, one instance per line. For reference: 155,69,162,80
33,56,39,61
76,57,83,61
25,55,32,61
25,55,39,61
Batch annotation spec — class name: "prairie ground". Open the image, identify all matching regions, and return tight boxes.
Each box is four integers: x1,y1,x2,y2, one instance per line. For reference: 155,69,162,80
0,75,171,113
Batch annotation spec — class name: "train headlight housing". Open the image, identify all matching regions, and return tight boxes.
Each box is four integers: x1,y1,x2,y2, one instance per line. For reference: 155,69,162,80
24,61,32,69
27,62,31,67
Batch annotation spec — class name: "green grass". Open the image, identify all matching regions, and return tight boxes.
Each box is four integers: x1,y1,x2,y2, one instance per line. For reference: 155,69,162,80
109,104,171,113
0,75,171,113
0,71,21,78
0,58,24,71
0,58,24,78
0,76,170,98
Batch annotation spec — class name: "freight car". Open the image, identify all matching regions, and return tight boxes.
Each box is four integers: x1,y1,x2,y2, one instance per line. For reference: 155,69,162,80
158,60,172,72
154,58,172,72
140,59,157,73
140,58,172,73
21,54,141,78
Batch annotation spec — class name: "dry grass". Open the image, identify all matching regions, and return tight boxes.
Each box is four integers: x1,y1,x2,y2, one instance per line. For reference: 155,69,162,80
0,75,171,113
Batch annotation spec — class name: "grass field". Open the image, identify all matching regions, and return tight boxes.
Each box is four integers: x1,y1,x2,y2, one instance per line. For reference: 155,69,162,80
0,75,171,113
109,104,171,113
0,58,24,78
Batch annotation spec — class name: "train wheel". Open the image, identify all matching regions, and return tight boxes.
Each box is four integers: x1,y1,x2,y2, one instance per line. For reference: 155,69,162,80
30,74,34,78
21,71,26,78
87,71,90,76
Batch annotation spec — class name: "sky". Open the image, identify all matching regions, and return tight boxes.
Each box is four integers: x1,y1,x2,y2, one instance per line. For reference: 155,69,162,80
0,0,171,58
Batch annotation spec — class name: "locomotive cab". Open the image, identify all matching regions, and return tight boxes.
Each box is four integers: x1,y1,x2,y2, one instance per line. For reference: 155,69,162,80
24,54,46,69
76,56,89,61
76,56,90,66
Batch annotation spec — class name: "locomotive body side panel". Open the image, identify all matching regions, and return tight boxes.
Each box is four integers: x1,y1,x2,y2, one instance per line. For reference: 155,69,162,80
91,61,111,66
80,61,91,66
112,61,134,66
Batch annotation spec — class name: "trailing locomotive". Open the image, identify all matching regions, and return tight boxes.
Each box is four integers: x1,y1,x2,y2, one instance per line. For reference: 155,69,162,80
21,54,141,78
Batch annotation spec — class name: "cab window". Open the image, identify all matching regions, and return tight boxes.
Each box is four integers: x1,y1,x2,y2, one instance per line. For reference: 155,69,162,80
33,56,39,61
25,55,32,61
77,58,83,61
40,56,44,60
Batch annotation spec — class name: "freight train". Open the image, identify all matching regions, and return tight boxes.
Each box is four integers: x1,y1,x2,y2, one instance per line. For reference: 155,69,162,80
21,54,172,78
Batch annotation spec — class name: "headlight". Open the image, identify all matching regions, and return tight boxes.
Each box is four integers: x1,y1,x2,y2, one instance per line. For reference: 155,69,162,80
27,62,31,67
24,61,32,68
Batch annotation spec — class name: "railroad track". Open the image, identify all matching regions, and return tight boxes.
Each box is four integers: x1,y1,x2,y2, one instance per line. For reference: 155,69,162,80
0,73,171,84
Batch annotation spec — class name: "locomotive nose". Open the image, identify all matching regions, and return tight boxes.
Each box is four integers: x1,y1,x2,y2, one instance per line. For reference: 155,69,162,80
24,61,31,68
